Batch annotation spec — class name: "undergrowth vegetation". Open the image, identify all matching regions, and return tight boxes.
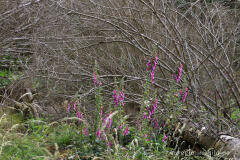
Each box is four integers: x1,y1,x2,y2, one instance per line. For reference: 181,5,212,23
0,113,226,160
0,59,232,160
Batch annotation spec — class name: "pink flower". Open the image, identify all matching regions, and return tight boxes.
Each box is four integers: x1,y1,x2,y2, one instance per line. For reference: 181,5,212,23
161,134,167,142
143,114,147,119
152,55,158,71
102,115,107,127
146,60,151,71
178,90,182,97
150,71,155,83
67,103,71,112
123,126,129,136
146,54,158,84
96,128,101,138
182,87,188,103
93,72,97,87
144,134,150,141
76,111,81,118
119,89,125,106
107,142,112,147
83,128,87,136
73,102,77,111
145,98,157,120
112,89,119,106
99,106,103,118
152,98,157,111
176,63,183,83
106,113,112,129
76,111,84,121
152,118,159,129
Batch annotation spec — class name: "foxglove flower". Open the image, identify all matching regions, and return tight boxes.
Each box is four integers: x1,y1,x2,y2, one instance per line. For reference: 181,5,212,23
146,60,151,71
176,63,183,83
102,115,107,127
150,55,158,84
161,134,167,142
76,111,81,119
99,106,103,118
146,54,158,84
106,113,112,129
182,87,188,103
96,128,101,138
143,114,147,119
93,72,97,87
107,117,112,129
83,128,87,136
150,71,155,84
73,102,77,111
146,98,157,119
152,98,157,112
107,142,112,147
123,126,129,136
119,89,125,106
152,118,159,129
112,89,119,106
152,55,158,72
67,103,71,113
179,90,182,97
144,134,149,141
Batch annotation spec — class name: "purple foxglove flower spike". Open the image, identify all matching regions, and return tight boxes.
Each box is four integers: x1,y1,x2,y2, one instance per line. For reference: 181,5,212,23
80,112,84,119
102,115,107,127
112,89,119,106
119,89,125,106
96,128,101,138
146,60,151,71
99,106,103,118
179,90,182,97
123,126,129,136
152,98,157,111
152,55,158,71
67,103,71,113
150,71,154,83
144,134,150,141
107,142,112,147
162,134,167,142
152,118,159,129
76,111,80,119
144,114,147,119
93,72,97,87
182,87,188,103
73,102,77,111
106,112,112,129
83,128,87,136
176,63,183,83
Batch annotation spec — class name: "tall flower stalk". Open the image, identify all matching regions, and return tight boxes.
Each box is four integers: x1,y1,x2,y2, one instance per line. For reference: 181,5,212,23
123,126,129,136
146,54,158,84
93,60,103,136
119,89,125,106
150,54,158,83
112,89,119,106
112,89,125,107
182,87,188,103
176,62,183,83
93,72,98,87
